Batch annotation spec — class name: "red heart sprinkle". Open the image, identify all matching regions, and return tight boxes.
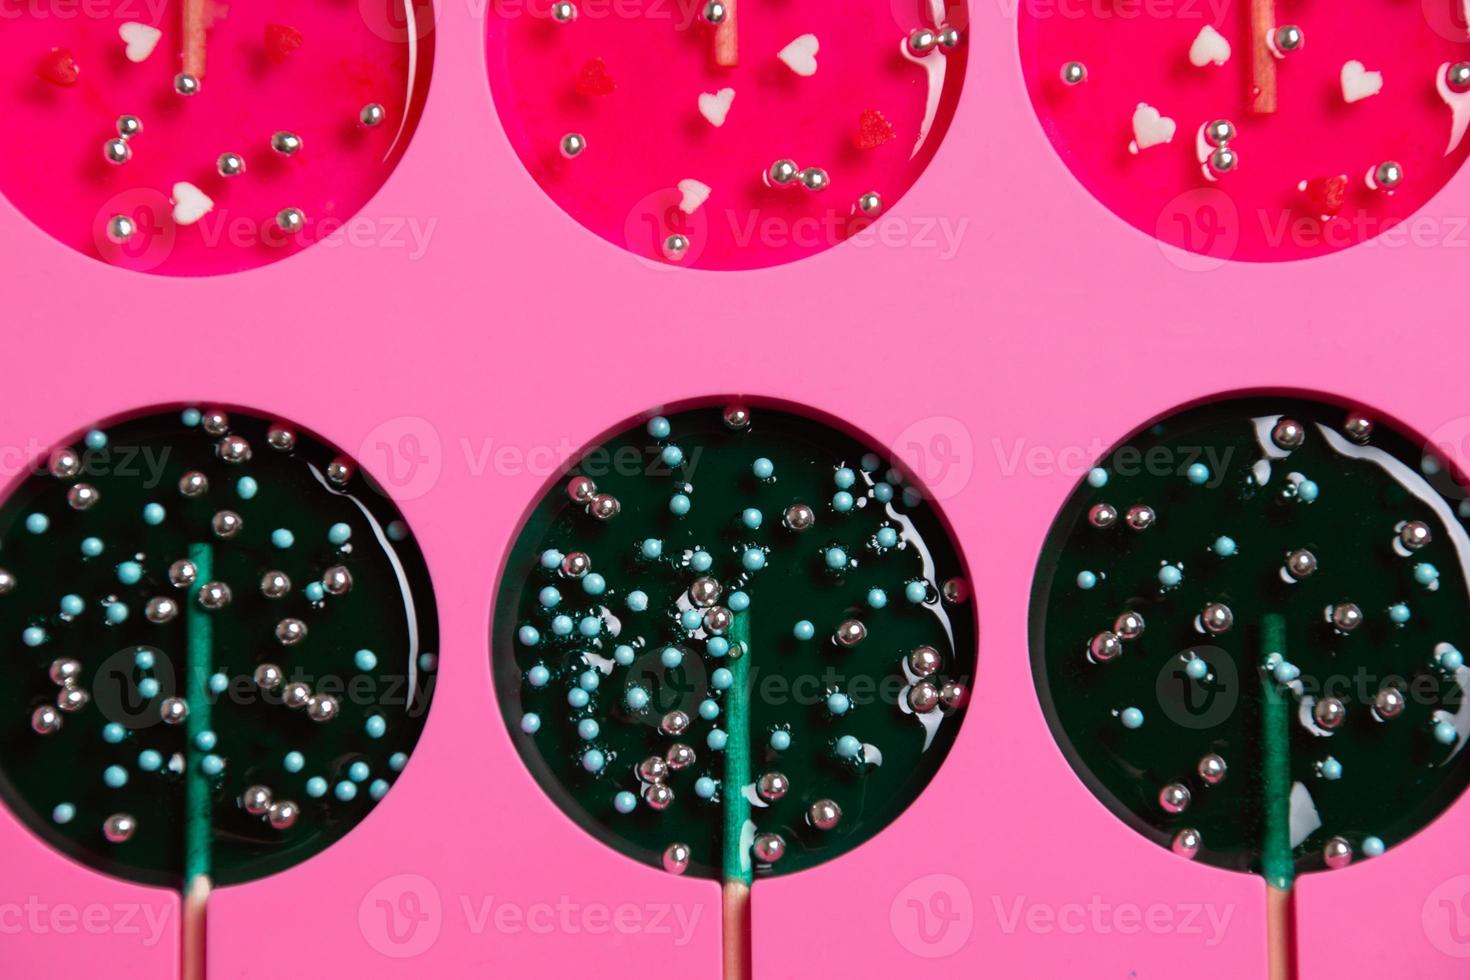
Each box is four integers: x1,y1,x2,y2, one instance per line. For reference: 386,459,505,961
576,58,616,97
37,48,80,87
265,24,304,64
1303,175,1349,217
855,108,895,150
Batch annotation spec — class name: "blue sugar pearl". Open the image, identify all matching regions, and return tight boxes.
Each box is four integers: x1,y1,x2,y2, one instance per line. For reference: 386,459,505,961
614,791,638,814
335,780,358,801
626,686,650,710
366,714,387,738
582,573,606,596
104,766,128,788
517,626,540,648
1320,757,1343,780
1185,658,1209,681
728,591,750,612
670,494,691,515
834,467,856,489
707,637,730,657
769,730,791,751
306,777,328,798
876,527,898,549
390,752,408,772
680,608,703,630
1186,463,1210,485
81,537,104,557
85,429,108,450
304,582,326,602
328,522,352,545
699,699,719,721
551,615,573,636
370,779,390,801
578,670,600,691
52,803,75,824
832,491,854,512
1442,648,1465,671
25,513,48,534
661,445,684,467
1213,536,1237,557
627,591,649,612
707,729,728,751
134,649,155,669
614,645,636,666
284,751,305,773
695,777,717,799
540,549,564,569
1158,565,1183,589
742,548,766,571
526,664,550,687
661,646,684,669
138,678,159,698
181,408,202,426
642,537,664,559
867,588,887,609
201,755,224,777
102,723,126,744
349,761,371,783
711,667,733,690
143,503,165,526
861,453,881,473
581,749,606,773
1274,661,1301,684
1362,836,1385,858
691,550,713,572
1120,707,1144,730
105,602,129,624
1297,480,1319,503
22,627,46,647
826,693,850,715
520,712,541,734
567,688,590,708
117,561,143,585
578,616,602,638
208,672,228,694
873,483,894,503
138,750,162,772
194,730,217,751
236,476,258,500
1415,563,1440,586
741,508,763,529
60,594,84,616
1086,467,1109,488
1076,571,1097,590
1389,604,1411,625
903,488,922,508
905,581,928,603
835,735,862,760
824,547,847,570
647,416,671,438
793,620,815,641
539,586,561,608
752,457,774,480
271,528,295,549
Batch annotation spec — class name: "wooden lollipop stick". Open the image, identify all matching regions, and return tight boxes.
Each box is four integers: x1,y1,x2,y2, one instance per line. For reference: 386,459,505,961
183,875,211,980
723,881,751,980
714,0,738,68
1267,885,1296,980
182,542,214,980
1250,0,1277,113
722,611,753,980
182,0,208,79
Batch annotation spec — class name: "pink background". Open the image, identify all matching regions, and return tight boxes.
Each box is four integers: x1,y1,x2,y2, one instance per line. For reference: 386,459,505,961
2,0,1470,977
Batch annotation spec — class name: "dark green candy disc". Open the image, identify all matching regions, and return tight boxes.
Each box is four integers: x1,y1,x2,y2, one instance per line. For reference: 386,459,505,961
0,406,437,888
494,401,977,881
1031,395,1470,885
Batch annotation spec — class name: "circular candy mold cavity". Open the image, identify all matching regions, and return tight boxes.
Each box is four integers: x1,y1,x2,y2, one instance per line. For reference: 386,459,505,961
0,405,438,891
494,399,976,902
1,1,435,275
1031,395,1470,945
1019,6,1470,262
485,0,967,269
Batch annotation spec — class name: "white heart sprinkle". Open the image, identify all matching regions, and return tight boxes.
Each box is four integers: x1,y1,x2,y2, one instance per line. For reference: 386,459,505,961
777,34,819,77
1188,25,1231,68
118,22,162,64
677,179,711,215
698,87,735,127
170,182,214,226
1341,61,1384,103
1129,103,1176,153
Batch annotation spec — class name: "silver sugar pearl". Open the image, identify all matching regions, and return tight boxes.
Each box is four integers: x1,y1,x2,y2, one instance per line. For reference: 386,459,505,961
178,470,209,496
1159,782,1191,814
753,832,785,863
260,571,292,598
322,565,353,595
757,771,789,801
1089,503,1118,528
560,133,587,159
1201,602,1234,634
1314,697,1346,730
104,137,132,165
169,559,198,588
662,234,689,262
116,114,143,138
106,215,136,244
1449,62,1470,94
1344,413,1373,443
359,102,386,127
768,159,799,186
567,475,597,503
1113,611,1145,641
1208,146,1239,176
0,568,13,594
211,510,243,539
1204,119,1236,146
326,457,355,485
1172,828,1202,859
307,695,338,722
217,152,246,177
201,411,230,436
907,28,937,55
589,494,620,520
1331,603,1363,632
243,785,273,815
1272,419,1305,450
197,581,231,610
1089,631,1123,663
104,813,137,842
942,578,970,605
48,657,82,684
722,404,750,429
1400,521,1432,551
702,0,726,23
808,798,842,830
783,504,815,530
160,696,189,724
1323,836,1353,869
57,685,89,712
551,0,577,20
67,483,100,510
662,841,690,873
283,682,312,709
276,208,306,234
857,191,883,216
271,131,303,156
689,577,722,607
31,704,62,734
1197,753,1227,784
660,710,690,736
267,425,296,451
1374,686,1405,719
254,663,284,690
908,645,941,677
1374,161,1404,191
561,551,592,578
173,72,199,96
798,167,830,192
666,742,696,770
937,26,960,47
1125,504,1155,531
217,435,252,464
939,680,966,709
703,606,732,634
639,756,669,783
275,618,308,645
1275,24,1304,53
1060,61,1088,85
644,782,674,810
834,619,867,648
268,800,299,829
48,447,81,479
1286,549,1318,578
908,680,941,713
145,596,178,623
